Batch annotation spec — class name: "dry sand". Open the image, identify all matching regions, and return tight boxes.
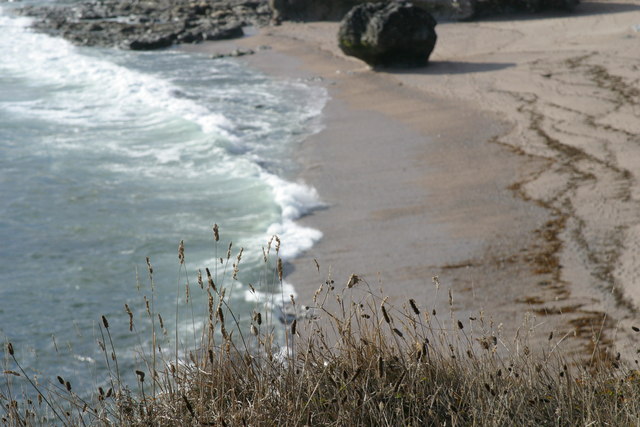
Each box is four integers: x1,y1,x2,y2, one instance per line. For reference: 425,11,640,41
191,0,640,359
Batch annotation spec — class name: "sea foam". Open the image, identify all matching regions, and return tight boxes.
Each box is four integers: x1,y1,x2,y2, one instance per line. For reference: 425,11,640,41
1,4,328,392
261,172,325,260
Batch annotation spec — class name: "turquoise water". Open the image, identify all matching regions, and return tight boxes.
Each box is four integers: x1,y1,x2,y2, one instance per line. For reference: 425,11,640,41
0,6,326,395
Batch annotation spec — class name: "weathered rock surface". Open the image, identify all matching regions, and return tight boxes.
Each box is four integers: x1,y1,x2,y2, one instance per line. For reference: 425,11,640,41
269,0,579,23
12,0,580,51
268,0,376,21
338,2,437,67
460,0,580,19
16,0,272,50
268,0,466,22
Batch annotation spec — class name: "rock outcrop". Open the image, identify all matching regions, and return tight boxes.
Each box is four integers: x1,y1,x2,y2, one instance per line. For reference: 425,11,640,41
268,0,580,23
14,0,580,51
268,0,377,21
338,2,437,67
16,0,272,50
268,0,462,22
462,0,580,19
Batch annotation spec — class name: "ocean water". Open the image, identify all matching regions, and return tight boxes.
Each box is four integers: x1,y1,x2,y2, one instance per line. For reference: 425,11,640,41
0,5,326,395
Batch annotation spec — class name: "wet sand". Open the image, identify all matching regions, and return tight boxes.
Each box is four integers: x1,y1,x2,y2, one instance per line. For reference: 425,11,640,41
190,0,640,359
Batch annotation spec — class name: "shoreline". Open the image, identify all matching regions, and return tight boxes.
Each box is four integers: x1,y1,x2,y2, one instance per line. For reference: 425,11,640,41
229,26,568,353
189,0,640,359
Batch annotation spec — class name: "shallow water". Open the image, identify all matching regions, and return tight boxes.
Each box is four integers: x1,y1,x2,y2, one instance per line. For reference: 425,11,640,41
0,5,326,395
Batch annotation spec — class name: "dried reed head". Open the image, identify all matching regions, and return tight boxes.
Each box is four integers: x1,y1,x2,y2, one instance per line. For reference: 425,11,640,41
178,240,185,265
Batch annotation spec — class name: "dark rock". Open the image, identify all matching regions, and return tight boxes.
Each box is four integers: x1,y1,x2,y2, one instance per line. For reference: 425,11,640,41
204,23,245,40
268,0,379,21
210,48,256,59
16,0,272,50
268,0,579,23
267,0,467,22
463,0,581,18
520,0,581,11
338,2,437,67
127,34,176,50
14,0,579,51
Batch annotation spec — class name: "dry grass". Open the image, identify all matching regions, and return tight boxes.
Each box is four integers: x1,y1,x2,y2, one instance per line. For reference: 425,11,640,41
3,229,640,426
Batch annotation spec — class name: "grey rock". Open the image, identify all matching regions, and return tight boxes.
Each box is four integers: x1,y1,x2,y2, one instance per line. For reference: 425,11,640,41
16,0,271,50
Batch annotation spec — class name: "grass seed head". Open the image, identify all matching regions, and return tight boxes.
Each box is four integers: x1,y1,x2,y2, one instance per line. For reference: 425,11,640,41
178,240,185,265
205,268,216,292
346,274,360,288
125,304,133,331
409,299,420,315
377,355,384,378
213,224,219,242
381,304,391,324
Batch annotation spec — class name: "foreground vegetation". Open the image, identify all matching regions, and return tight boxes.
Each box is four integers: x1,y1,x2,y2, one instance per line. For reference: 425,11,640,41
2,229,640,426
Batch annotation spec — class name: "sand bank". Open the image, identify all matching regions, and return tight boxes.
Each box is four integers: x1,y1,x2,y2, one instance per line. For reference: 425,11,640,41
189,0,640,359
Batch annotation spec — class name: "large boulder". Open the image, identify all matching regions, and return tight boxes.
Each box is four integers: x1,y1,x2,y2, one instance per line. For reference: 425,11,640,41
338,2,437,67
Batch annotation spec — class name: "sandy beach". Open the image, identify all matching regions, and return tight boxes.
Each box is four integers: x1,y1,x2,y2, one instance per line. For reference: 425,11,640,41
190,0,640,359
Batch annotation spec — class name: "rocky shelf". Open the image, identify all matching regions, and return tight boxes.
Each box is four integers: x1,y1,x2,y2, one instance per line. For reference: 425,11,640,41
15,0,272,50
